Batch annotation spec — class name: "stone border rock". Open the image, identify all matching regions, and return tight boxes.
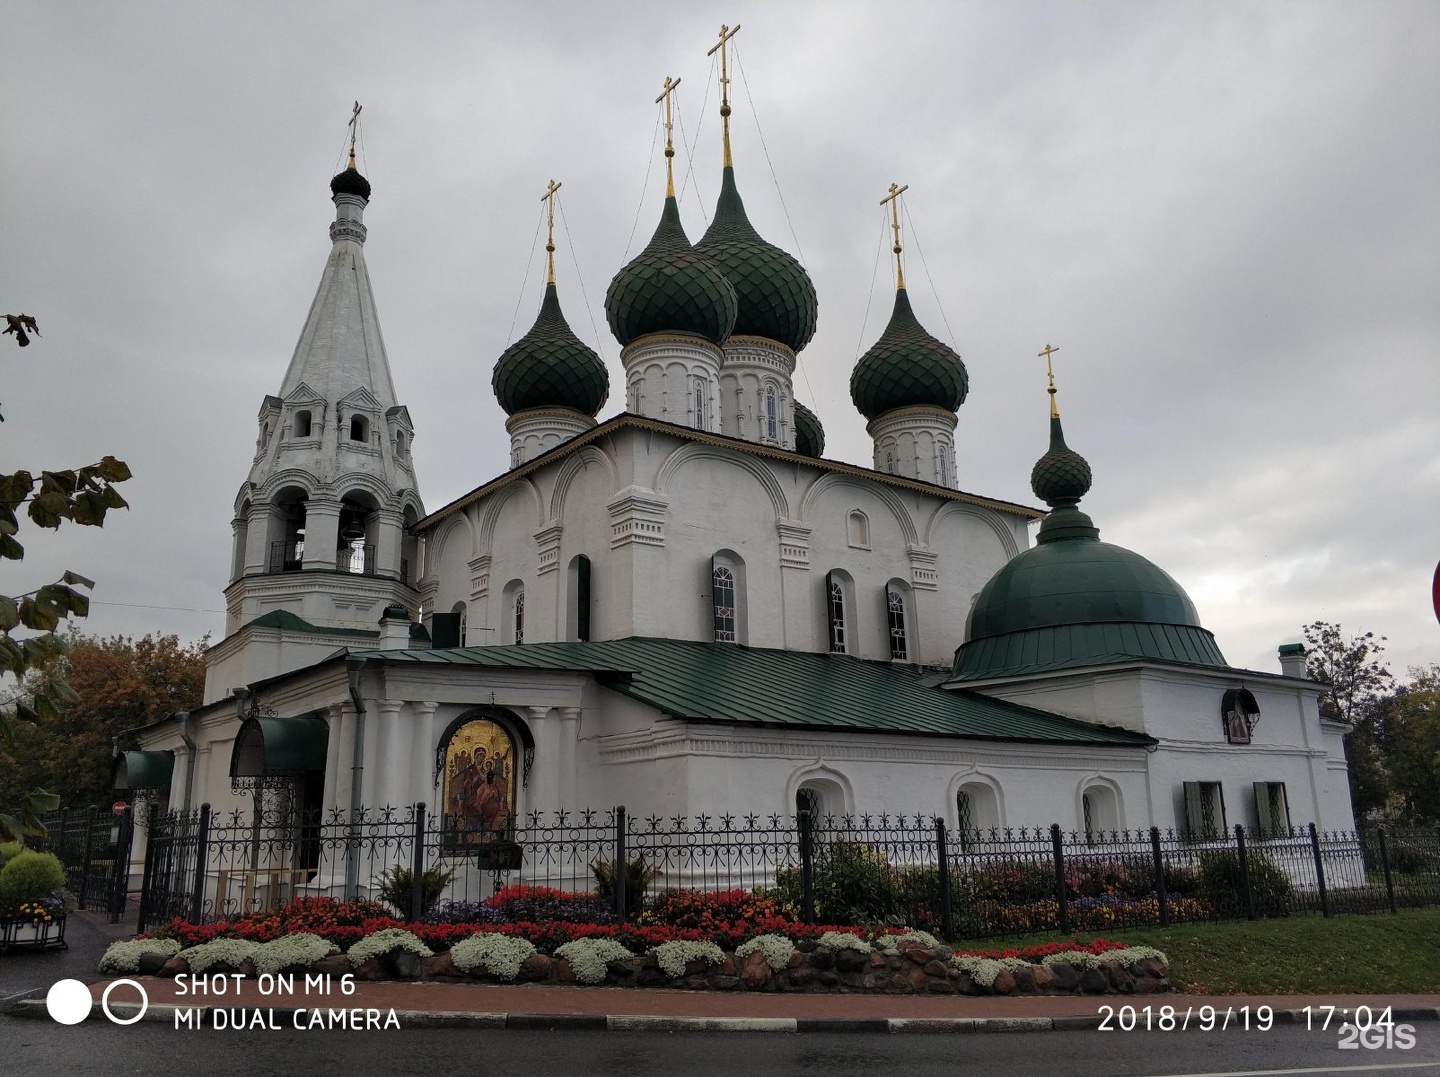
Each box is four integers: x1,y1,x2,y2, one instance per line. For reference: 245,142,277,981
143,938,1169,996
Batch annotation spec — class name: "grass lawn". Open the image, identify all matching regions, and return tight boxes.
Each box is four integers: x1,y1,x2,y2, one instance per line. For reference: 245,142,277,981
955,908,1440,995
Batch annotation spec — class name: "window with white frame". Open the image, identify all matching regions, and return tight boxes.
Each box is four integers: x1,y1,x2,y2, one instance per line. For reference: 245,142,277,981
886,585,908,660
955,781,1000,851
846,510,870,549
692,378,707,431
1183,781,1227,840
1081,783,1120,843
712,564,736,643
1254,782,1291,837
765,386,778,440
513,588,525,644
452,601,468,647
825,571,847,654
937,445,949,485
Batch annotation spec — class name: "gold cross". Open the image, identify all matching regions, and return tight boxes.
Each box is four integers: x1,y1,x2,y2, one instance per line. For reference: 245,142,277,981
655,76,682,197
880,183,909,290
707,23,742,167
540,180,562,284
1038,344,1061,416
347,101,363,168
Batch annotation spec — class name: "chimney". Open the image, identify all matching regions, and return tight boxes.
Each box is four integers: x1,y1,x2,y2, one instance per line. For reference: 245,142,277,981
378,604,412,647
1278,642,1307,679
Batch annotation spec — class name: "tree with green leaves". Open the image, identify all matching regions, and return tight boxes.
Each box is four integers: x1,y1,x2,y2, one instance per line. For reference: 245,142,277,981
1302,620,1394,821
1378,665,1440,825
1,315,131,840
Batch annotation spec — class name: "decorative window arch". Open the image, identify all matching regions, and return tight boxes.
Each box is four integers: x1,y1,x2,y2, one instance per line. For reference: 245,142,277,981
885,450,895,474
395,431,407,458
765,385,778,440
790,770,851,824
451,601,468,647
349,415,369,442
937,444,950,486
294,410,312,438
692,378,708,431
954,781,1001,850
846,510,870,549
503,579,525,645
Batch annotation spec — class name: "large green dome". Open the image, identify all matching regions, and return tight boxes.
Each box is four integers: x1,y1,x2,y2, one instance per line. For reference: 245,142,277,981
850,288,968,421
951,413,1227,680
793,400,825,457
695,167,817,352
605,196,737,347
493,282,609,417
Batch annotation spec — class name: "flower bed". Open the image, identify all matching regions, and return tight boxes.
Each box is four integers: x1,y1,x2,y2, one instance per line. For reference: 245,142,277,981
129,893,1169,996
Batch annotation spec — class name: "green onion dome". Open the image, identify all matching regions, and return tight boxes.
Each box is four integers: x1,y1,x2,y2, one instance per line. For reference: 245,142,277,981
694,167,817,352
493,282,609,417
330,164,371,200
605,196,737,347
951,414,1226,680
793,400,825,457
849,288,968,421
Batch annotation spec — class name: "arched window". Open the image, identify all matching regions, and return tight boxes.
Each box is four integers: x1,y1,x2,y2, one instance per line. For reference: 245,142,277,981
294,411,312,438
765,386,778,440
937,445,949,485
886,585,908,660
1080,782,1121,844
568,555,592,641
395,431,407,458
349,415,369,442
452,601,468,647
693,379,707,431
847,510,870,549
712,565,736,642
955,781,1001,851
796,786,821,821
794,775,848,825
826,571,847,654
513,588,525,645
885,450,895,474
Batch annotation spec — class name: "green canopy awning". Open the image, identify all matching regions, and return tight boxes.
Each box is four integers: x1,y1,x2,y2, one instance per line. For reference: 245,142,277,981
229,715,329,778
112,750,174,791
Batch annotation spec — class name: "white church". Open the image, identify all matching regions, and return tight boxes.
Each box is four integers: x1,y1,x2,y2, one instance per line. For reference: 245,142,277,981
121,74,1357,847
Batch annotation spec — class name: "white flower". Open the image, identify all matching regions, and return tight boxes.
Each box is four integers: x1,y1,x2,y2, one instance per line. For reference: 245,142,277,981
449,933,536,981
650,940,725,979
735,933,795,971
1040,946,1167,970
97,938,182,974
177,938,259,974
816,931,872,954
874,929,943,955
253,933,338,976
346,928,433,967
950,955,1032,987
555,938,634,984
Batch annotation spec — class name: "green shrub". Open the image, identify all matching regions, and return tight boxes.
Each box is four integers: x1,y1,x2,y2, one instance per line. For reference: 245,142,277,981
377,864,455,919
1198,849,1292,917
810,840,904,925
0,842,24,866
592,856,659,915
0,850,67,913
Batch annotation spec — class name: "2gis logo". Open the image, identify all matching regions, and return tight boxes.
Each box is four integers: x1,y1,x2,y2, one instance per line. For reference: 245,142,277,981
46,978,148,1025
1337,1020,1417,1051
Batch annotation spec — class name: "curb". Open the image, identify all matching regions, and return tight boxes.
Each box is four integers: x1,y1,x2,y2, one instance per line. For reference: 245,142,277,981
9,1000,1440,1033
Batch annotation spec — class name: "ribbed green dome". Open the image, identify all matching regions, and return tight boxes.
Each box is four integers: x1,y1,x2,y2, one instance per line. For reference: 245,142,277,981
850,289,968,420
695,167,817,352
492,282,609,417
793,400,825,457
605,196,737,346
951,412,1227,680
1031,415,1092,506
330,165,371,200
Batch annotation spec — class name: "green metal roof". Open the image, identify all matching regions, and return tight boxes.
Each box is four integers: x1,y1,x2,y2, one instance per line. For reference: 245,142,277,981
112,750,174,790
604,196,737,346
367,637,1151,747
950,621,1230,681
850,288,968,420
493,281,609,417
793,400,825,457
695,166,818,352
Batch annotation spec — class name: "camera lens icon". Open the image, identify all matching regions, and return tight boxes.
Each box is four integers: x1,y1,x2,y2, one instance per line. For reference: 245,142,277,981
47,978,148,1025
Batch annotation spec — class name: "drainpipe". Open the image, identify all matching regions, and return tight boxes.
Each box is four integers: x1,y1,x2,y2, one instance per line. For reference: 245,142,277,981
344,655,367,899
177,712,195,811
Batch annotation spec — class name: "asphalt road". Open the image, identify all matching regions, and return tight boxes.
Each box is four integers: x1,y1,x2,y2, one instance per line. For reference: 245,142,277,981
5,1020,1437,1077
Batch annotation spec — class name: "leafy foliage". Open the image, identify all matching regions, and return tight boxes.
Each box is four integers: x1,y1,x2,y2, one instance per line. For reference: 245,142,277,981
1302,621,1394,820
1376,665,1440,825
377,863,455,919
1,632,206,812
592,855,660,913
1,320,132,839
0,849,67,914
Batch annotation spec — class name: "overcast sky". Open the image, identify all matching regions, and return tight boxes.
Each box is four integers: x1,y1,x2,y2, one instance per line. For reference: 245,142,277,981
3,1,1436,678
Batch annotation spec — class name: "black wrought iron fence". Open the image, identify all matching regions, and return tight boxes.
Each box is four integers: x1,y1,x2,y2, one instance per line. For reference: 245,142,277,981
33,806,133,923
130,803,1440,940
